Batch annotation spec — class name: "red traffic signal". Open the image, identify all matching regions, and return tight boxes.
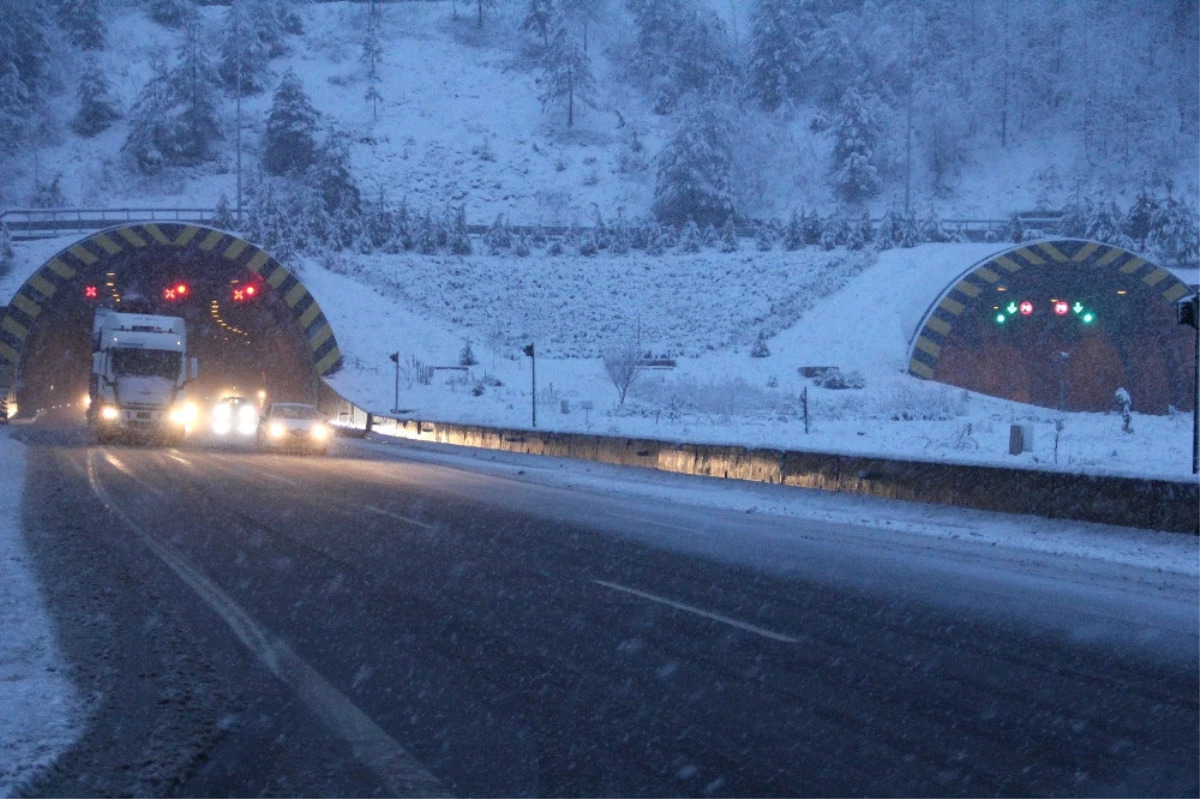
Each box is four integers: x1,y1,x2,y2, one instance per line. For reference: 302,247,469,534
164,282,190,301
84,285,99,299
232,283,259,302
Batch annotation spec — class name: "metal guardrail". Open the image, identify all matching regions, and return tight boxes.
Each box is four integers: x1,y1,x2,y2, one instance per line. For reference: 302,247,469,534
0,208,229,239
0,207,1063,243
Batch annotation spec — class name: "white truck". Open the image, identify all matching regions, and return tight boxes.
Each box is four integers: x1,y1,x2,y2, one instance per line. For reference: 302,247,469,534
88,309,199,444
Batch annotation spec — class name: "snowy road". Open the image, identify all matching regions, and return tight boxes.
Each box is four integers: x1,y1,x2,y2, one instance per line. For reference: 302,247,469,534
9,419,1199,796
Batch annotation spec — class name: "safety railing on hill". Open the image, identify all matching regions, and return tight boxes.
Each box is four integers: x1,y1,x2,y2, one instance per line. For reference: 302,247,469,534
0,207,233,240
0,207,1062,243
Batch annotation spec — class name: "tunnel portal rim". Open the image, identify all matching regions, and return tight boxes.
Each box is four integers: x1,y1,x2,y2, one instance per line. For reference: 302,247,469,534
907,238,1194,381
0,223,343,401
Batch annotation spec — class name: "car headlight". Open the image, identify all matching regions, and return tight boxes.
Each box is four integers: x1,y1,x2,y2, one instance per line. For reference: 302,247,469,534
238,404,257,422
268,422,286,439
213,403,231,420
100,405,120,421
311,424,328,440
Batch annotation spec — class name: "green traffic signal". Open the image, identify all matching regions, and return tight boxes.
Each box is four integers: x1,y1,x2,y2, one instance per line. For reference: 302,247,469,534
995,313,1006,324
1082,312,1095,324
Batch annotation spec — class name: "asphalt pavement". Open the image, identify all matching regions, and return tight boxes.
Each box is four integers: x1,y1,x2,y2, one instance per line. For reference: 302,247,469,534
11,418,1199,797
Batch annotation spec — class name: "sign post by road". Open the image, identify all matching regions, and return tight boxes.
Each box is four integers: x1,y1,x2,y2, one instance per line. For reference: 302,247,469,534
523,343,536,428
388,351,400,414
1178,294,1198,474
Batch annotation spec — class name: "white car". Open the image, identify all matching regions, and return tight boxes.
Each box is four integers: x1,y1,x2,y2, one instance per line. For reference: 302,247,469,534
256,402,330,454
212,396,258,436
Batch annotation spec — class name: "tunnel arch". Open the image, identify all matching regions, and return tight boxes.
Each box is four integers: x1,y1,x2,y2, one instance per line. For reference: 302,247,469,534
0,223,342,410
908,238,1195,413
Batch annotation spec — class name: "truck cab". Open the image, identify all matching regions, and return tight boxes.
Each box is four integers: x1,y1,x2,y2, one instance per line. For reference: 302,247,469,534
89,309,199,444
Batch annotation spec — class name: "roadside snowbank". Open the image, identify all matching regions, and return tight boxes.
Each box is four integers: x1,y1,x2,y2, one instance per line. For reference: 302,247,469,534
0,430,81,797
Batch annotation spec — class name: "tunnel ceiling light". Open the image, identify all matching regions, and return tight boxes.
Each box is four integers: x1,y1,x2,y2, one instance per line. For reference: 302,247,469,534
1117,290,1127,295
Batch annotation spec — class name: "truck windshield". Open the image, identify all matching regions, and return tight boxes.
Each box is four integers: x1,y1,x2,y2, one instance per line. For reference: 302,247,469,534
111,349,181,380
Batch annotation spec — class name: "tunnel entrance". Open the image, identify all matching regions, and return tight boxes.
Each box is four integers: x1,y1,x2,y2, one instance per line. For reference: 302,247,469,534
0,224,342,419
909,239,1196,414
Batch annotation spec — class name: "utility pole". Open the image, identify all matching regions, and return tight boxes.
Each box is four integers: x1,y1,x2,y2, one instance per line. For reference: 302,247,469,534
1178,293,1199,474
389,352,400,413
523,343,536,428
235,0,243,222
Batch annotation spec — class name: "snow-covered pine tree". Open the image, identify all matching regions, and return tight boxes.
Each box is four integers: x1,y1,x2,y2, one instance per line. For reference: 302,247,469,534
122,53,173,173
449,205,472,254
645,220,666,255
265,70,319,176
755,224,775,251
1057,191,1090,238
627,0,735,114
1124,186,1157,248
539,19,597,128
856,210,874,246
361,6,383,82
56,0,105,50
521,0,555,50
365,84,383,122
719,218,738,252
783,209,804,250
30,174,65,208
309,129,361,226
829,86,882,204
1004,212,1025,244
149,0,195,29
219,1,272,95
1148,189,1200,266
0,0,52,151
249,0,291,58
1085,199,1132,247
214,193,237,230
846,219,865,250
417,209,438,254
651,99,737,227
0,221,12,279
750,330,770,358
821,207,850,249
484,213,512,254
169,11,223,165
364,188,394,251
610,212,631,254
513,233,531,257
679,218,702,253
801,207,822,245
747,0,812,111
72,60,122,136
918,206,945,243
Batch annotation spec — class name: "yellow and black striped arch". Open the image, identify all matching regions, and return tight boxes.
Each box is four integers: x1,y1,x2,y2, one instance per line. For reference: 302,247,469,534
0,223,342,381
907,239,1193,380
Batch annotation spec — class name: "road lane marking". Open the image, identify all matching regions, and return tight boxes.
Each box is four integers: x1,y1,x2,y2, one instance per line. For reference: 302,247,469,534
604,510,702,535
364,505,436,531
84,452,446,797
593,579,799,644
101,451,165,497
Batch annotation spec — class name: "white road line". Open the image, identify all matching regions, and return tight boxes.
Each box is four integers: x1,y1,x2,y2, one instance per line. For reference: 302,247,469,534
364,505,436,531
165,453,192,466
593,579,799,644
257,469,299,487
604,510,702,535
101,451,165,497
85,452,446,797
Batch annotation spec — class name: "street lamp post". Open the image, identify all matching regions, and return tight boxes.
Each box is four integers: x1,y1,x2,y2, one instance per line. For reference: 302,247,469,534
523,343,536,428
389,352,400,413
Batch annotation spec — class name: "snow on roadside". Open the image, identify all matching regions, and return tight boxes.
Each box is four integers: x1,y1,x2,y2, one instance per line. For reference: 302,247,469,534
0,430,81,797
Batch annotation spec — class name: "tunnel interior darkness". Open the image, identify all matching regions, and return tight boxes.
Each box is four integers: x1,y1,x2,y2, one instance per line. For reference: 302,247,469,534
11,233,326,417
910,240,1196,414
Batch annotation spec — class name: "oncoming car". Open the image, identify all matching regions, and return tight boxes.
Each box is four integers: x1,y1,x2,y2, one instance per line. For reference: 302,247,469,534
212,396,258,436
256,402,330,454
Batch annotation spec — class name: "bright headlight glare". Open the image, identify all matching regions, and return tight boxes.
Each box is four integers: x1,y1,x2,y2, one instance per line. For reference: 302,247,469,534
100,405,120,421
268,422,286,438
311,425,328,440
213,403,231,420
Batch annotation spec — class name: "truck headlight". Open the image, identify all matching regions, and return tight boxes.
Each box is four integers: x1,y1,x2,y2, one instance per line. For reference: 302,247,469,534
100,405,120,421
268,422,286,439
311,424,328,440
169,402,198,426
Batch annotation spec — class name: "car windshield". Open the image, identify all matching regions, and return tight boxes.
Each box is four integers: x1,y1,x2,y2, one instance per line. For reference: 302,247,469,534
271,405,321,420
111,349,180,380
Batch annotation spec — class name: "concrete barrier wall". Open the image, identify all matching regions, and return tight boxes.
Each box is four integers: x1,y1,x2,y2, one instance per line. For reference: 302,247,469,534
365,415,1197,533
320,384,1197,533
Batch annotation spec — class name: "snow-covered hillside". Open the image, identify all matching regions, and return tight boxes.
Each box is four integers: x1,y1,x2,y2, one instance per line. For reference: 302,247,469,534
2,0,1197,225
